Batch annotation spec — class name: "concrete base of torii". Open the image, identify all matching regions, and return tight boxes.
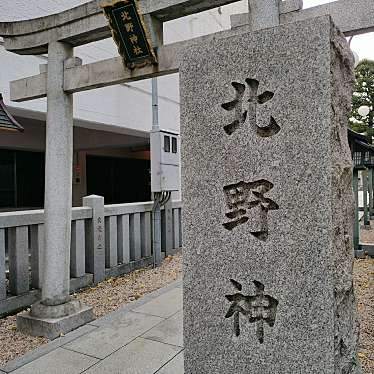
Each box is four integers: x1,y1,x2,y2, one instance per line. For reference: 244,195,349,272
16,300,94,339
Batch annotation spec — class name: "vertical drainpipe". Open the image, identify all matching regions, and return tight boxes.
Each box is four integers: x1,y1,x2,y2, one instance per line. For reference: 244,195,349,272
152,77,162,267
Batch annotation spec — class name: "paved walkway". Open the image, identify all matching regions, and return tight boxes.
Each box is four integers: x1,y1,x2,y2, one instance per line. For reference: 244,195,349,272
0,280,184,374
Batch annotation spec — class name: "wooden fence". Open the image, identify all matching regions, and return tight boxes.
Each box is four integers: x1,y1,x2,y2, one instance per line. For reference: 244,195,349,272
0,197,182,316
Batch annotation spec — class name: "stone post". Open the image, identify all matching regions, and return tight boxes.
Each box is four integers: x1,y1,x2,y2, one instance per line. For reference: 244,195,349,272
17,41,94,339
368,167,374,217
181,16,361,373
353,168,360,251
362,169,370,227
83,195,106,284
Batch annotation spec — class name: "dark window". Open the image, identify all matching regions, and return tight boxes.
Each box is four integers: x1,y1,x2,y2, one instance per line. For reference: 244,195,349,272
16,151,45,208
172,137,177,153
0,150,15,208
0,149,45,210
87,155,151,204
164,136,170,153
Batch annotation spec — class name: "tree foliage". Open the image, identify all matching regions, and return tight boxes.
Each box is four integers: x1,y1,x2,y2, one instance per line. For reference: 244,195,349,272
349,59,374,136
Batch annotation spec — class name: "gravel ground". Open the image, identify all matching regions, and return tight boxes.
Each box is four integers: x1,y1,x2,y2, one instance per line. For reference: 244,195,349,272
0,249,372,372
355,256,374,373
360,222,374,244
356,222,374,374
71,252,182,318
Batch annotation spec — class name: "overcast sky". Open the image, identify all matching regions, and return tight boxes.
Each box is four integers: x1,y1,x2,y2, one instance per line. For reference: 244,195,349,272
304,0,374,61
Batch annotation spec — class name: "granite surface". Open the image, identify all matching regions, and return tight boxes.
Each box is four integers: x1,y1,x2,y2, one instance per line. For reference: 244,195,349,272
180,15,361,374
248,0,279,30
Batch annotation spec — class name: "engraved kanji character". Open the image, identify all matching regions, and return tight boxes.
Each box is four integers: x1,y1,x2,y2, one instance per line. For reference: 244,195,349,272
223,179,279,241
222,78,280,137
225,279,278,343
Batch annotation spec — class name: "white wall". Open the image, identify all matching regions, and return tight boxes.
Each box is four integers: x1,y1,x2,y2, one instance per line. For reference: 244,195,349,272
0,47,47,113
163,1,248,44
0,0,248,134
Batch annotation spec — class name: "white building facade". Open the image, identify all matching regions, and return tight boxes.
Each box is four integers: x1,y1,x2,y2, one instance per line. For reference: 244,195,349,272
0,0,248,209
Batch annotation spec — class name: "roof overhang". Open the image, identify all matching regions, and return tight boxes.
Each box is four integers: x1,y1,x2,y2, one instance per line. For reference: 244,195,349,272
0,94,24,132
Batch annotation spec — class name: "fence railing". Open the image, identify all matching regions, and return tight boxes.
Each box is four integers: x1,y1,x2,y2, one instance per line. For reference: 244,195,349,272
0,196,182,316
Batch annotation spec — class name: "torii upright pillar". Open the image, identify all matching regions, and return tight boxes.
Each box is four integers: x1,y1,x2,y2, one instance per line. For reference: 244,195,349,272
43,41,74,306
17,41,94,339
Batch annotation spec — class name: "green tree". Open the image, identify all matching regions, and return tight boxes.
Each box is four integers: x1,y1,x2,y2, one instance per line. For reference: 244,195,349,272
349,59,374,138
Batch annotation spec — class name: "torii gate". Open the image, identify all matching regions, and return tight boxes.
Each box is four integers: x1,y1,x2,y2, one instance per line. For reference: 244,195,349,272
0,0,373,336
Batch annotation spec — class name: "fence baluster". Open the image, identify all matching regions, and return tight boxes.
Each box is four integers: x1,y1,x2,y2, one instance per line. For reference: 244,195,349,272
118,214,130,264
0,229,6,300
105,216,118,268
173,208,180,250
179,207,183,247
141,212,152,258
71,220,86,278
130,213,141,261
30,224,44,289
8,226,29,295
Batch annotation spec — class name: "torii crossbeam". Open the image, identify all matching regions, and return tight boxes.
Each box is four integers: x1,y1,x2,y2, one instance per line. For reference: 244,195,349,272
2,0,374,102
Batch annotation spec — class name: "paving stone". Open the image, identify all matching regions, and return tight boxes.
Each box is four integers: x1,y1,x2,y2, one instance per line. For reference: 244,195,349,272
156,351,184,374
64,312,163,359
2,282,183,374
89,280,182,327
84,337,182,374
91,309,164,328
142,311,183,347
11,348,98,374
133,287,182,318
1,325,98,373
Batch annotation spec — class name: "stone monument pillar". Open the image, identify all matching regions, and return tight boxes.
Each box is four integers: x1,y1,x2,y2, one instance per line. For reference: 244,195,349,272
181,16,361,374
17,41,94,339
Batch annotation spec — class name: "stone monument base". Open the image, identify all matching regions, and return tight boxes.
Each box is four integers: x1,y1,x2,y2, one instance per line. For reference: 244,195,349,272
17,300,94,339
